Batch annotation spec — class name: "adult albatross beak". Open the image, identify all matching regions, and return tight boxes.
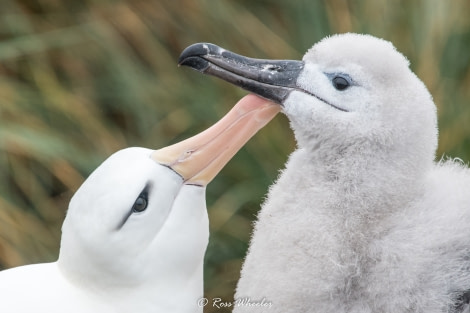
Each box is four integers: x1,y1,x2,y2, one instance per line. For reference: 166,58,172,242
177,43,304,105
151,95,279,186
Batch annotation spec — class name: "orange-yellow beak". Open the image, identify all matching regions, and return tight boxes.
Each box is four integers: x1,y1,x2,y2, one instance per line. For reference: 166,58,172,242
151,95,279,186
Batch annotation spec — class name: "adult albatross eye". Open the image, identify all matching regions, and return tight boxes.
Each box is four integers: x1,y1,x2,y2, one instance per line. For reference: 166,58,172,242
132,192,148,213
332,76,350,91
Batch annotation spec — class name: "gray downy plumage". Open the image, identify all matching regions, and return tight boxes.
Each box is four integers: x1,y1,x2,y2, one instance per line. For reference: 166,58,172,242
179,33,470,313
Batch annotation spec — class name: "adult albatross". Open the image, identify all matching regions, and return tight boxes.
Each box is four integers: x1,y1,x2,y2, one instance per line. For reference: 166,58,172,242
178,33,470,313
0,95,279,313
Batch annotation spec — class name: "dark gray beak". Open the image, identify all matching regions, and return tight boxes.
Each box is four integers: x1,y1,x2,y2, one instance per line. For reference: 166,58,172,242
178,43,304,105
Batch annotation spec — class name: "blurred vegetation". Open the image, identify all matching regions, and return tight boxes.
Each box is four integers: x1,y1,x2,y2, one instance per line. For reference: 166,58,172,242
0,0,469,312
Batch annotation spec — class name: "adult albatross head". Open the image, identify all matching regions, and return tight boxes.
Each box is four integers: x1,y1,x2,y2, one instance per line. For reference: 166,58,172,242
57,95,279,312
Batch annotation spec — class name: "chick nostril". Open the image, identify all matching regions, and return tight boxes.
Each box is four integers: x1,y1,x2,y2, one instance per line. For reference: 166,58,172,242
263,64,283,72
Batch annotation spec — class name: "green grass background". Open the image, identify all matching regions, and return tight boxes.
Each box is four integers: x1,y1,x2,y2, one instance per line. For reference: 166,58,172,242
0,1,469,312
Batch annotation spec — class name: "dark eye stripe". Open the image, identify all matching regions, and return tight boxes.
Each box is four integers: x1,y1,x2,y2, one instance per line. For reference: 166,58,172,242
116,208,134,231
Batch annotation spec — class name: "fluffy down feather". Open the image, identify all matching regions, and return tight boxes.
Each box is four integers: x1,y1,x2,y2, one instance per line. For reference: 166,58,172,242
234,34,470,313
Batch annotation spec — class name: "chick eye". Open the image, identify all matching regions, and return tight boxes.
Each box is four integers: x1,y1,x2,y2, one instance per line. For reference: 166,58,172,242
332,76,350,91
132,192,148,213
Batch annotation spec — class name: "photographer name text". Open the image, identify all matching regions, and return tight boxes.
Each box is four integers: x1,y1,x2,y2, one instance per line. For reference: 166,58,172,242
198,297,272,309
